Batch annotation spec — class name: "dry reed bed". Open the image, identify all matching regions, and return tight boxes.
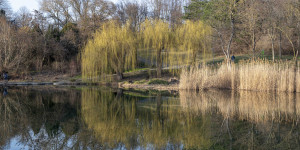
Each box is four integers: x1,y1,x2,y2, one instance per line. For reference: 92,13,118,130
180,90,300,123
180,60,300,93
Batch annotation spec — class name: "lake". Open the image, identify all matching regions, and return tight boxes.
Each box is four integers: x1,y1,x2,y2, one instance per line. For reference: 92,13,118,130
0,86,299,149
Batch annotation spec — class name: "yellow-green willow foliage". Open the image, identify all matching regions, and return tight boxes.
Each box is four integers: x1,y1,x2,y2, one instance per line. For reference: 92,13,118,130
140,19,175,78
82,21,136,81
176,20,212,65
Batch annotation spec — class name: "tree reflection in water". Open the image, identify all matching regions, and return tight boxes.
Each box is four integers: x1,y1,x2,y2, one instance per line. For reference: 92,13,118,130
0,87,103,149
1,87,300,149
81,88,212,149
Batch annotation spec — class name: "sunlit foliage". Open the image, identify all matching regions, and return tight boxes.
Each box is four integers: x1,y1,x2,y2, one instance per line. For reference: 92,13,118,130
82,21,137,81
176,20,212,65
82,19,213,81
140,19,175,77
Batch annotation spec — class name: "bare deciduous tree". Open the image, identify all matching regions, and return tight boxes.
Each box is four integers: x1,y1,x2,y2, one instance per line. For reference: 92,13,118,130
15,7,32,28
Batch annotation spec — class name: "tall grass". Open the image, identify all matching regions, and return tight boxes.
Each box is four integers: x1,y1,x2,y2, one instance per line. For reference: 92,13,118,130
180,60,300,92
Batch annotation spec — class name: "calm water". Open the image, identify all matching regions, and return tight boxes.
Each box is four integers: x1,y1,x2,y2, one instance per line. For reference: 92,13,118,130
0,86,300,150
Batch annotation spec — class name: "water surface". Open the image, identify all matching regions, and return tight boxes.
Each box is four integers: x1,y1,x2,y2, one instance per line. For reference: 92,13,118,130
0,86,299,149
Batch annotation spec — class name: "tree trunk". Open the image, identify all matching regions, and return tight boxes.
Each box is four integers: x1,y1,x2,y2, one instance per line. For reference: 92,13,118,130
272,38,275,62
251,123,255,150
116,88,123,99
292,32,297,92
156,93,163,126
192,50,197,66
135,48,138,67
226,17,234,62
297,35,300,60
156,93,162,114
279,32,282,59
226,117,232,150
212,47,215,63
156,48,162,78
252,29,256,58
226,1,237,68
116,71,123,81
294,59,297,92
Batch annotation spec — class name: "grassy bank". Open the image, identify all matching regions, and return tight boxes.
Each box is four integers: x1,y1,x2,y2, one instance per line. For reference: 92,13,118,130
180,59,300,92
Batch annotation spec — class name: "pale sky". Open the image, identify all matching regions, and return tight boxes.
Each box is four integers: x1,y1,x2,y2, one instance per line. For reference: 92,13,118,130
8,0,120,13
8,0,39,13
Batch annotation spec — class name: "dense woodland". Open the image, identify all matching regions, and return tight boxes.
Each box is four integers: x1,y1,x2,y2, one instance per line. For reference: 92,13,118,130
0,0,299,79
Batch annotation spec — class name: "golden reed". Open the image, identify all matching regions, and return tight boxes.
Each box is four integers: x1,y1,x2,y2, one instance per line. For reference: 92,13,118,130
180,59,300,93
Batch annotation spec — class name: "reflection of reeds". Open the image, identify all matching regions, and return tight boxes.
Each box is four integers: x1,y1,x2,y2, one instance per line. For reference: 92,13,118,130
180,60,300,92
180,90,300,123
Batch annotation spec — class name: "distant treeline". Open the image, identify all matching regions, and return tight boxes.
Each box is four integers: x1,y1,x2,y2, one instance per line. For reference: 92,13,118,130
0,0,299,76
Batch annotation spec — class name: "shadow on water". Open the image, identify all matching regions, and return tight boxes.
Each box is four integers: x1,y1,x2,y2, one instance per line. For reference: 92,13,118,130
0,86,300,149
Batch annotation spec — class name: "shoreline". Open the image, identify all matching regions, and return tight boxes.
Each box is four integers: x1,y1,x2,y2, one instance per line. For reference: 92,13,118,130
119,82,179,91
1,80,300,94
0,75,180,92
0,81,89,86
0,80,179,91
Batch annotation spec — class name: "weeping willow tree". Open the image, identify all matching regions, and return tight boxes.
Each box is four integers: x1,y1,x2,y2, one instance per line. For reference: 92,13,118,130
82,21,136,81
140,19,175,78
176,20,212,65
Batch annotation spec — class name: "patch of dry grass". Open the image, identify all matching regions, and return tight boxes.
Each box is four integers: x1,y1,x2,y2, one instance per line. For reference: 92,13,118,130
180,60,300,93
